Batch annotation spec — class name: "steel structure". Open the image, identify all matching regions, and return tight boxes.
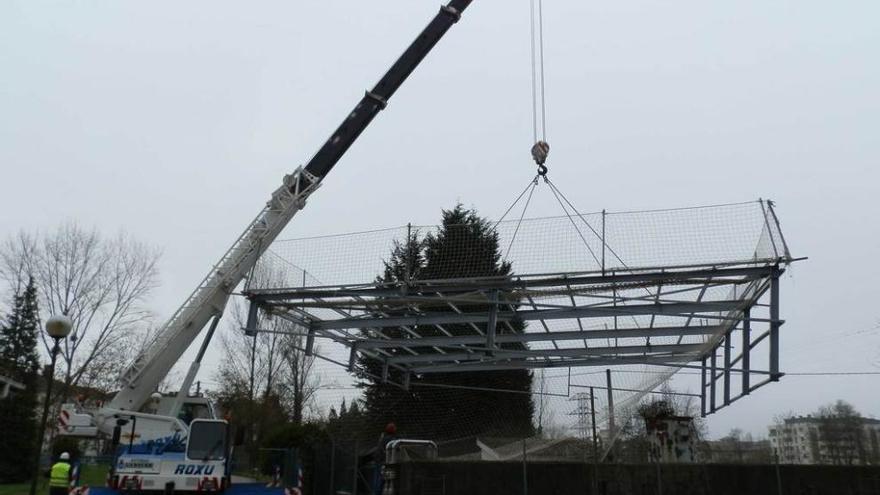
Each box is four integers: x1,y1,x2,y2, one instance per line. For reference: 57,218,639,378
244,249,795,415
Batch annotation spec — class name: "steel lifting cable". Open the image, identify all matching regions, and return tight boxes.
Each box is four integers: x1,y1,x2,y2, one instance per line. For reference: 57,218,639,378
520,2,643,282
492,174,539,260
493,174,542,228
546,177,655,295
545,178,628,271
503,176,539,260
545,179,602,267
545,178,622,266
529,0,550,175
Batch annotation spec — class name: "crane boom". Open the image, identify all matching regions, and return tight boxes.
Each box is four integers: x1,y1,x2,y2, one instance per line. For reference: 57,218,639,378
108,0,474,417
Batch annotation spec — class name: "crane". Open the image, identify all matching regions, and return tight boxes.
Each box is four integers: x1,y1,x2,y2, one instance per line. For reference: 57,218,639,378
58,1,474,491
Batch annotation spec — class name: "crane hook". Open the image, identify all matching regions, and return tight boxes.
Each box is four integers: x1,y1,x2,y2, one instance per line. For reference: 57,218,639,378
531,141,550,176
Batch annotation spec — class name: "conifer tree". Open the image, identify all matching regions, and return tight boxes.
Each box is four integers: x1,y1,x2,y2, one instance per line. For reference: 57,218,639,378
358,205,535,441
0,278,42,482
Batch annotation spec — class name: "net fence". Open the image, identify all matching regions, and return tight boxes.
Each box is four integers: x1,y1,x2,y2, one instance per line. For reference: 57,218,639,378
251,199,787,291
235,199,790,462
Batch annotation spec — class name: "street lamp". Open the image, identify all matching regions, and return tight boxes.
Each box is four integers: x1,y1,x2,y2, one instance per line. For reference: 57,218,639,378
29,315,72,495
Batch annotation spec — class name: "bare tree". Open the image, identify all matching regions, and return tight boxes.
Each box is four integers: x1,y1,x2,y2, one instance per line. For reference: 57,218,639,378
279,331,320,423
817,400,865,465
76,324,164,399
215,297,288,402
1,223,160,398
215,297,319,420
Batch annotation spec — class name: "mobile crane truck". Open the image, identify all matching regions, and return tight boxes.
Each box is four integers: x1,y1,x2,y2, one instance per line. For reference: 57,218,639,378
58,1,474,492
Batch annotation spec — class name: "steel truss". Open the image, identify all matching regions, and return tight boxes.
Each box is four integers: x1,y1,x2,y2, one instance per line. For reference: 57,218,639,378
243,260,791,416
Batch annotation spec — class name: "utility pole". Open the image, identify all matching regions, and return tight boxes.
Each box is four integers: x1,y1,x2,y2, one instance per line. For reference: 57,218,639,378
590,387,598,495
605,369,615,439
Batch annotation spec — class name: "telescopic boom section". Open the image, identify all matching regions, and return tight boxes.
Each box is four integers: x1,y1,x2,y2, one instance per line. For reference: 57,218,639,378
303,0,472,180
108,0,474,416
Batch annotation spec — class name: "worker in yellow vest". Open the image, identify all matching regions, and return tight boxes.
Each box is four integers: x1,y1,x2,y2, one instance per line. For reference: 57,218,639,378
48,452,71,495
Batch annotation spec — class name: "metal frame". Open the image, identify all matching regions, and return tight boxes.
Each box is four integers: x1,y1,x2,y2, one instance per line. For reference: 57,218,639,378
243,259,790,415
699,265,783,417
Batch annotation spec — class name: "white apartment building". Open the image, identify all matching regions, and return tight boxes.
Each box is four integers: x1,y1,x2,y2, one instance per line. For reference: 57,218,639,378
769,415,880,465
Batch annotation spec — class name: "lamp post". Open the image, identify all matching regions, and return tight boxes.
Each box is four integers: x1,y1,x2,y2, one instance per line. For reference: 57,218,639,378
29,315,72,495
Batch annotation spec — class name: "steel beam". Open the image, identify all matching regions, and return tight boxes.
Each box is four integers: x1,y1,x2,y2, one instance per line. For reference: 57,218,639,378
723,331,731,406
310,301,743,331
742,308,751,394
246,265,776,301
244,300,260,337
486,290,498,355
770,267,781,381
305,327,316,356
411,355,696,374
385,343,704,365
700,357,707,417
710,347,717,413
354,325,721,349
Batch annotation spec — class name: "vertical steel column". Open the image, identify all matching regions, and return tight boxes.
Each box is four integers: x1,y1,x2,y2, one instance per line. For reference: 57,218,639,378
709,347,717,413
700,358,707,417
589,387,598,457
487,290,498,356
348,344,358,371
770,267,781,381
305,326,316,356
244,299,260,336
605,369,615,437
723,331,731,406
742,308,751,394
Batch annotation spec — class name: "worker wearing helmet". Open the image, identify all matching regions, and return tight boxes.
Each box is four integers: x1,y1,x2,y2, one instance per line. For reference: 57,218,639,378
48,452,72,495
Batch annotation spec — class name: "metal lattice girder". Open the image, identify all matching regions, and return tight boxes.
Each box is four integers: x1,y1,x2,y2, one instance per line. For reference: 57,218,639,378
308,301,743,331
386,343,704,365
355,325,721,349
247,264,774,302
410,355,698,374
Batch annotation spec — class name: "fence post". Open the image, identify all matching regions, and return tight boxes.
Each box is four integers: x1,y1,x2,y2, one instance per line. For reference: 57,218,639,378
522,438,528,495
774,454,783,495
605,369,615,439
590,387,598,495
352,440,359,495
655,462,663,495
328,440,335,495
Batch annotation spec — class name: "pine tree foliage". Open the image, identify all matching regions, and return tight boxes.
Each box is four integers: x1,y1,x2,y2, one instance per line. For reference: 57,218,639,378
355,205,535,442
0,278,41,482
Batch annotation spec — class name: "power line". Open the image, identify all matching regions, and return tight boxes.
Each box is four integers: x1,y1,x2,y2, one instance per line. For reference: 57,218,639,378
784,371,880,376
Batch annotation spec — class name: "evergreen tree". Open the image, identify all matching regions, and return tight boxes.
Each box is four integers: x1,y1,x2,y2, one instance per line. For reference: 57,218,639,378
358,205,535,441
0,278,42,482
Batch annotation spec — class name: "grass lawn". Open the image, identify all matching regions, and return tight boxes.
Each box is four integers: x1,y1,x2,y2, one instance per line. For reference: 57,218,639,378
0,464,108,495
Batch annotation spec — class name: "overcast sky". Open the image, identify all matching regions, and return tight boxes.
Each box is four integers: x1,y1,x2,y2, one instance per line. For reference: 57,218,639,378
2,0,879,438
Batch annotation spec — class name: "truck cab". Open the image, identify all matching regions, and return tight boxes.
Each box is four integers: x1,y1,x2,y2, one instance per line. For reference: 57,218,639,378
111,410,231,493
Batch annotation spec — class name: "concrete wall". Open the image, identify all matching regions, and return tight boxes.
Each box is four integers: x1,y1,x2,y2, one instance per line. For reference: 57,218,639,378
396,461,880,495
